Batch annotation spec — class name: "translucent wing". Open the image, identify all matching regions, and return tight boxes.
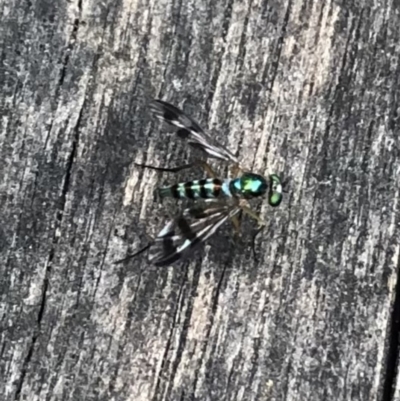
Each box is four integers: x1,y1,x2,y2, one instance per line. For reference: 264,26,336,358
151,99,239,163
150,202,240,266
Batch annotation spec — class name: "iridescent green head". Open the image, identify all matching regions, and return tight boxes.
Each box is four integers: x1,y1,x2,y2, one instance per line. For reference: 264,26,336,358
268,174,282,207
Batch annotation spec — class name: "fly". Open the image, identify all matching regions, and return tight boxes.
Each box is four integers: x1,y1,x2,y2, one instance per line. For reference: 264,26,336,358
116,100,283,266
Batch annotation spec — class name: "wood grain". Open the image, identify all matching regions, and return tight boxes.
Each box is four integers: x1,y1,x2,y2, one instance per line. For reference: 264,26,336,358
1,0,399,400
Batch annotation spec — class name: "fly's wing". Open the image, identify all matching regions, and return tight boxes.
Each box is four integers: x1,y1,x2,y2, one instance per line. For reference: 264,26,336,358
151,99,239,163
150,203,240,266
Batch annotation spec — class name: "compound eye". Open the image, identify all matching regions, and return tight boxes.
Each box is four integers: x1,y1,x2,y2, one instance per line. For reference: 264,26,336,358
269,191,282,207
268,174,283,207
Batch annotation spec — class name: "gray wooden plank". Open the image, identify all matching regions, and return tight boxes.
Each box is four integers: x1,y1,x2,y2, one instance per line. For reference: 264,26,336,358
0,0,399,400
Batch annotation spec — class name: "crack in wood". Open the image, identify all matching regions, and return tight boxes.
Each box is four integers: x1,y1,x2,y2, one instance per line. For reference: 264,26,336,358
382,253,400,401
13,46,84,400
152,266,189,401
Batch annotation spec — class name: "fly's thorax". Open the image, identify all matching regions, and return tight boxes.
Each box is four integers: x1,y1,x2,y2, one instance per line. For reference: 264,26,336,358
229,173,268,199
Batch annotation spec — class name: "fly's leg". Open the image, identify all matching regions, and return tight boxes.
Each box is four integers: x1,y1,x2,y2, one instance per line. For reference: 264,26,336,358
114,232,155,264
230,163,242,178
198,161,216,178
229,199,266,233
230,214,242,237
238,201,267,262
239,201,266,229
135,159,216,178
227,210,244,249
114,242,152,264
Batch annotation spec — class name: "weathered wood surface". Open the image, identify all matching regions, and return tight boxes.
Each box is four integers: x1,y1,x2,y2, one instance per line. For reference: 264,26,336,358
1,0,400,400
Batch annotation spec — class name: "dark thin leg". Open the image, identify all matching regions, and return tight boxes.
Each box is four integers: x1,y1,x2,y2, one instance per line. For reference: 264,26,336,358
240,204,266,228
237,200,266,263
230,163,242,178
135,160,216,177
134,162,195,173
230,213,244,237
251,225,265,263
114,243,152,264
282,177,291,193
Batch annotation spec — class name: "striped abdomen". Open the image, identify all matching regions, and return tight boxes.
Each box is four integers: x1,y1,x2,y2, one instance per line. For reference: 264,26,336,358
158,178,232,199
